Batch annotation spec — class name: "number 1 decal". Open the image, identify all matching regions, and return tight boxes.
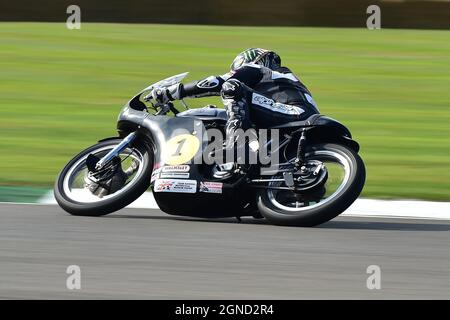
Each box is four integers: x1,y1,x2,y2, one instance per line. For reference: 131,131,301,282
172,138,186,157
164,134,200,165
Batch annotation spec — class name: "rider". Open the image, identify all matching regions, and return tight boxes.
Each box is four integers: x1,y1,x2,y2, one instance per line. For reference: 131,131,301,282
150,48,319,150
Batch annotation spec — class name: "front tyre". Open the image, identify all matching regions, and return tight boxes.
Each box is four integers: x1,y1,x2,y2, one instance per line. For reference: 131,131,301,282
54,138,153,216
257,143,365,227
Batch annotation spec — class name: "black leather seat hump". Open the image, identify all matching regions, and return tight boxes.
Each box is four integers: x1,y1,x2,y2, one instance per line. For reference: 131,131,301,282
270,114,352,138
269,114,322,128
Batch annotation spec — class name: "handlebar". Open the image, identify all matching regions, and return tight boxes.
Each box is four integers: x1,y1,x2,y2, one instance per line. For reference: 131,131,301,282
142,89,188,116
153,102,180,116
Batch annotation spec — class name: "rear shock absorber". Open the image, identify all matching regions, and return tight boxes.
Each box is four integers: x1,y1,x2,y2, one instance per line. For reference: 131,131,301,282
294,129,307,167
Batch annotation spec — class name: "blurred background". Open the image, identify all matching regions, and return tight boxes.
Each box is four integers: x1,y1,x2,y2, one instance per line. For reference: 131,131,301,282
1,0,449,201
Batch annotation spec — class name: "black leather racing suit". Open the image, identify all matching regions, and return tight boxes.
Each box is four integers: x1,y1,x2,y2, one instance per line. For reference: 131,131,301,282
169,63,319,143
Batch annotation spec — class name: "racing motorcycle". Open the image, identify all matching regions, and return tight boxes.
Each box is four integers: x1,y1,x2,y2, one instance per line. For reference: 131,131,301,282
54,73,366,226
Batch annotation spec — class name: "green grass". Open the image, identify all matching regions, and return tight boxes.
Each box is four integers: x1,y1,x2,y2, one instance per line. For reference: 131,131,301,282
1,23,450,200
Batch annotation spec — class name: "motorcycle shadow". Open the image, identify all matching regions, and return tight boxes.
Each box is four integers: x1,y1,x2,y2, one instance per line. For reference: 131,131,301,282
106,211,450,231
319,220,450,231
107,213,268,225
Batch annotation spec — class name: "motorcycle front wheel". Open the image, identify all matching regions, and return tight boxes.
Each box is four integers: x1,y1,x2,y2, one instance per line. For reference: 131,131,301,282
256,143,365,227
54,138,153,216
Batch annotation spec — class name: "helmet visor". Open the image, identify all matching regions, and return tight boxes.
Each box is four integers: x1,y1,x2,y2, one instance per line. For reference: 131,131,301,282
230,55,245,71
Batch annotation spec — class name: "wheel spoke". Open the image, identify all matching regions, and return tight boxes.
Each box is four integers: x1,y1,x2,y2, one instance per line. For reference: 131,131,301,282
267,149,351,213
63,146,144,203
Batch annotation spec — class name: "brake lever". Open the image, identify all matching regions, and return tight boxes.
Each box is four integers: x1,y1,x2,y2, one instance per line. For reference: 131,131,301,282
154,103,170,116
142,91,158,113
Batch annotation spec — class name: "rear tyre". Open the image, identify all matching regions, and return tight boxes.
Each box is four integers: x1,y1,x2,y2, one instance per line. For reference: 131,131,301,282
54,139,153,216
256,143,365,227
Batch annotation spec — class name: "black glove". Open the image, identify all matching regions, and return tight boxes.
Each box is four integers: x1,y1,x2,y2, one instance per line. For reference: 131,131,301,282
146,87,172,104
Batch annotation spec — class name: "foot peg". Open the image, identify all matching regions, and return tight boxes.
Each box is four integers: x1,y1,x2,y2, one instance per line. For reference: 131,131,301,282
213,162,236,179
218,162,235,172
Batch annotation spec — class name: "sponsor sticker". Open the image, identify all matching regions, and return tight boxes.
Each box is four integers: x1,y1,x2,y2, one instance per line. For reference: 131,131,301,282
196,76,219,89
160,172,190,179
251,93,304,115
162,165,190,172
154,179,197,193
199,181,223,194
150,167,161,183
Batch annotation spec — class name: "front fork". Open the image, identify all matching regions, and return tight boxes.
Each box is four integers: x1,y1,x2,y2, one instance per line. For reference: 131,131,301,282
94,132,137,170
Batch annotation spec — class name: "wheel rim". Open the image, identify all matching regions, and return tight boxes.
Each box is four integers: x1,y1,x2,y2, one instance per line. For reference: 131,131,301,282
62,145,145,203
267,149,352,213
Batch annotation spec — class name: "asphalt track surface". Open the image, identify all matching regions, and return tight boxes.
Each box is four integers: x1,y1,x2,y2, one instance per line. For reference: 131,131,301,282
1,203,449,299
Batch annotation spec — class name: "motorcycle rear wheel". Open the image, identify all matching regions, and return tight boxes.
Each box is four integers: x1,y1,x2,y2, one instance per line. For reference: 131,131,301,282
256,143,365,227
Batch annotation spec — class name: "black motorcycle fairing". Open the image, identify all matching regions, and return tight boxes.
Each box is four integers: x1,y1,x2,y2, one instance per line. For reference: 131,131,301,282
154,185,255,218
